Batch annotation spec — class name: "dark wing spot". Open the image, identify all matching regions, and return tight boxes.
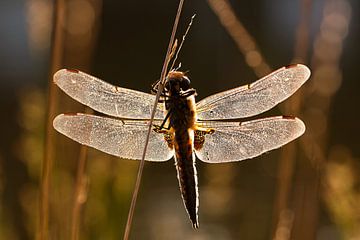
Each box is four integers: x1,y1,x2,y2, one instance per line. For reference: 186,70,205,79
66,69,80,73
164,132,174,149
282,115,296,119
285,64,298,69
194,129,214,150
62,113,81,116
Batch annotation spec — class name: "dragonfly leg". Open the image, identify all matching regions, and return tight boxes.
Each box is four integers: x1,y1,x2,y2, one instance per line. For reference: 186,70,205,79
155,109,172,131
150,79,160,94
151,85,170,103
151,79,170,97
179,88,197,98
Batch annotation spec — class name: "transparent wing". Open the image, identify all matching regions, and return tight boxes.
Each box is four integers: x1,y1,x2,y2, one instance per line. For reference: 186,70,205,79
195,116,305,163
196,64,310,120
53,113,174,161
54,69,165,119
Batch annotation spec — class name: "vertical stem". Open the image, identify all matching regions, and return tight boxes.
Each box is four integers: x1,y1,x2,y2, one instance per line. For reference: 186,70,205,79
122,1,185,239
70,145,88,240
271,0,312,239
38,0,65,239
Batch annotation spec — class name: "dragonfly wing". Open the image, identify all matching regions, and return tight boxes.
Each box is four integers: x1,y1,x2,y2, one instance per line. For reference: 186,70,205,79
53,113,174,161
195,116,305,163
196,64,310,120
54,69,165,119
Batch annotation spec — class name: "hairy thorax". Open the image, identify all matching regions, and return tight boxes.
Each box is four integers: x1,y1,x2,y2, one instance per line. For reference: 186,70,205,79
167,95,196,132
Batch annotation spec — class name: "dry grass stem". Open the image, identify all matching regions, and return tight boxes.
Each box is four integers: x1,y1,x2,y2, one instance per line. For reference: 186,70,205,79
207,0,272,77
169,14,196,71
70,110,91,240
275,0,351,239
272,1,313,239
38,0,65,239
123,1,185,239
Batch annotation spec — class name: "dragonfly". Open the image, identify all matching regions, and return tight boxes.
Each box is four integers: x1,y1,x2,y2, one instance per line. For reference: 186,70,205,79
53,64,311,228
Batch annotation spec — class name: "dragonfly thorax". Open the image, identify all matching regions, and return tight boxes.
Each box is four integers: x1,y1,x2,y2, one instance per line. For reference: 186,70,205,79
164,71,197,130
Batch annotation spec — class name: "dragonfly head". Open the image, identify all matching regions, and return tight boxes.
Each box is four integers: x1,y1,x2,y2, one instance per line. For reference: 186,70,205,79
166,71,191,96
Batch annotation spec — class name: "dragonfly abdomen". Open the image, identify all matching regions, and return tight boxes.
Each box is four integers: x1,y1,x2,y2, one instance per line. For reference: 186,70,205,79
174,128,199,228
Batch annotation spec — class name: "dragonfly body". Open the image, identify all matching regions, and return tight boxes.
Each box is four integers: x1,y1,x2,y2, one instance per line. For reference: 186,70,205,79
164,71,199,228
53,64,311,228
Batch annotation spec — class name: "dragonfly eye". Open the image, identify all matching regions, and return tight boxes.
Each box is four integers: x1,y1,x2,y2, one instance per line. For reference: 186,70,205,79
165,74,191,94
165,79,174,91
180,76,191,90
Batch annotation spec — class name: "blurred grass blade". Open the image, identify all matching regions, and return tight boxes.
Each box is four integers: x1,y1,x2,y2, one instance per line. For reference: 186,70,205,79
207,0,272,77
39,0,65,239
271,0,313,239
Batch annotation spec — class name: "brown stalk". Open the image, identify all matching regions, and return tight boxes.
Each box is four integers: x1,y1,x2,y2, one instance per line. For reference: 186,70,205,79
207,0,272,77
272,1,313,239
69,0,102,238
273,0,351,239
70,144,88,240
291,0,351,238
38,0,65,239
123,1,185,239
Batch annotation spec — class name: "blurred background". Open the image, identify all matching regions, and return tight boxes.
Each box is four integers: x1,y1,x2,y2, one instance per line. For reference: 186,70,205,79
0,0,359,239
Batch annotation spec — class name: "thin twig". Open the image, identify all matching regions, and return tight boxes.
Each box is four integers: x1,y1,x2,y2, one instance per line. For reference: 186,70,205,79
169,14,196,71
122,1,185,239
38,0,65,239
